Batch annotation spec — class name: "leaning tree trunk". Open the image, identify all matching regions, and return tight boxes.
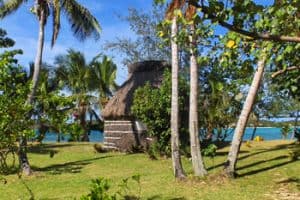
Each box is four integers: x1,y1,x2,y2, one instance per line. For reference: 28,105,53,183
224,55,266,178
189,23,207,177
19,8,46,176
170,16,186,179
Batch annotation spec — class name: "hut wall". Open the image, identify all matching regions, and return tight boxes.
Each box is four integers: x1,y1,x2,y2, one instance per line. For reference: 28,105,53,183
102,61,169,152
103,120,149,152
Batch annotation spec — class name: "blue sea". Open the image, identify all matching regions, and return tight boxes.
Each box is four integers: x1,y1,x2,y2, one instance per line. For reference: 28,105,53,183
42,127,296,142
224,127,294,141
43,130,104,142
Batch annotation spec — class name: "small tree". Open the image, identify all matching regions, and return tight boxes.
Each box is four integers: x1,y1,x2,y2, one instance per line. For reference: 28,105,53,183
132,70,189,156
0,29,33,174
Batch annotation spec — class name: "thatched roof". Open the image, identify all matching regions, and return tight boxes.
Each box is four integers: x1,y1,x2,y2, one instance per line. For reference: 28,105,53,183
102,60,170,120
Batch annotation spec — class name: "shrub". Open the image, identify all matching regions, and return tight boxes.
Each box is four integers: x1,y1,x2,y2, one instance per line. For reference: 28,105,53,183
131,70,189,156
80,175,141,200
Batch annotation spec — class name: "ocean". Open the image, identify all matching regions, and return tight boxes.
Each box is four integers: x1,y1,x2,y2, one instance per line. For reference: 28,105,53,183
224,127,294,141
42,127,296,142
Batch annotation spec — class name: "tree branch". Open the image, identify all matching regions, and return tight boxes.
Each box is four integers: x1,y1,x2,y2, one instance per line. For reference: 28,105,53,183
271,66,300,78
187,1,300,43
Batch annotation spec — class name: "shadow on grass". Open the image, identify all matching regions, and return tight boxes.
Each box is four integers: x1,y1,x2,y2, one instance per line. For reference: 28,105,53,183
237,159,297,178
27,143,78,155
207,143,294,171
28,143,103,158
215,150,249,156
31,156,113,175
276,177,300,190
236,155,288,171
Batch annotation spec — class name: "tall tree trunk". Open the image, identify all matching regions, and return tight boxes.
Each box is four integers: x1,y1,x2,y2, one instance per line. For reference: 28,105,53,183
189,23,207,177
27,8,46,104
225,55,266,178
19,8,47,176
170,16,186,179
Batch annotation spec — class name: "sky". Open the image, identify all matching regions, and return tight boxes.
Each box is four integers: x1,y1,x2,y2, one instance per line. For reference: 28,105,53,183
1,0,154,84
1,0,274,85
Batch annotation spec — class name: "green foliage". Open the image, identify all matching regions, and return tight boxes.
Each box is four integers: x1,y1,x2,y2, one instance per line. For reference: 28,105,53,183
55,49,117,141
89,55,118,108
67,123,85,142
0,0,101,46
0,28,32,174
34,66,75,142
80,178,117,200
80,175,142,200
281,124,292,139
202,144,217,159
131,70,188,155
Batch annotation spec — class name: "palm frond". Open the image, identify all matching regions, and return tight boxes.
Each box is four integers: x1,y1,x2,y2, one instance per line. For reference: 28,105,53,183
51,0,61,47
61,0,101,41
0,0,26,18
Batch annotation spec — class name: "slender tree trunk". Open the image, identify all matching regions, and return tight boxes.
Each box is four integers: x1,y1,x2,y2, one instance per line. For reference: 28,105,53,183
225,55,266,178
27,9,45,104
91,109,102,124
57,131,61,143
250,125,258,141
206,122,214,140
189,23,207,177
170,16,186,179
291,109,299,140
79,103,89,142
250,116,259,141
19,8,47,176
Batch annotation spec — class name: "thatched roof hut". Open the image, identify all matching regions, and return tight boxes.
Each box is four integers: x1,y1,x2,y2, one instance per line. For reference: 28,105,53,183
102,60,170,120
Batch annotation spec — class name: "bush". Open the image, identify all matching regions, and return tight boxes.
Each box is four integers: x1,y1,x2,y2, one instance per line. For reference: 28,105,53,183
131,70,189,156
80,175,141,200
80,178,116,200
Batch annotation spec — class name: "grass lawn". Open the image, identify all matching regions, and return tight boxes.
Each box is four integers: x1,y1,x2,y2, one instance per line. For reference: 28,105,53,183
0,140,299,200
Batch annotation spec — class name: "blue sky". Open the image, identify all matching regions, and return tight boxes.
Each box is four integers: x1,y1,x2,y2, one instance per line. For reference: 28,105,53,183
1,0,154,84
1,0,274,84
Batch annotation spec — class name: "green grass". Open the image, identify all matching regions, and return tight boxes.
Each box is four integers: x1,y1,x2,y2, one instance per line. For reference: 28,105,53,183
0,141,299,200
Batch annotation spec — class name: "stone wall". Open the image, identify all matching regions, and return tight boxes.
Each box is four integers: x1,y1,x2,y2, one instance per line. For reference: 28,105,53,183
103,120,150,152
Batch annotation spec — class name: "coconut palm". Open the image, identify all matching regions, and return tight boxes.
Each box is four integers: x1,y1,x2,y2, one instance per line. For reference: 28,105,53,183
55,49,94,141
225,51,267,178
89,55,118,108
55,49,117,141
166,0,186,179
0,0,101,175
0,0,101,104
186,3,207,177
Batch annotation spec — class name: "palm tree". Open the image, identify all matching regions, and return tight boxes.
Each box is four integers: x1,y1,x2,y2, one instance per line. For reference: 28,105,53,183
225,52,267,178
1,0,101,175
89,55,118,108
186,4,207,177
55,49,117,141
55,49,93,141
166,0,186,179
